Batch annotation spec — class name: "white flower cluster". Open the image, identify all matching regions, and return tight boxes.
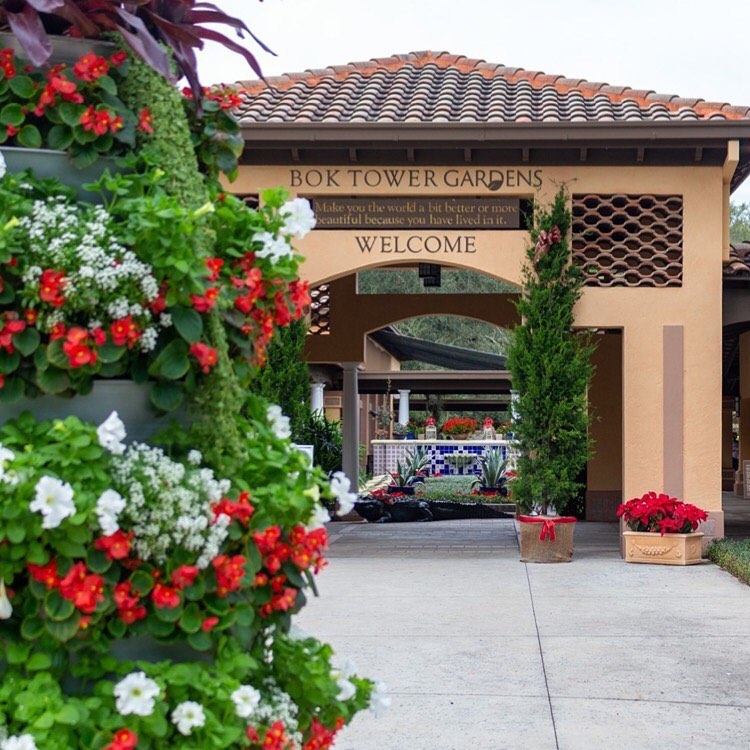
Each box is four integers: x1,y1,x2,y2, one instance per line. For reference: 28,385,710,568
0,735,38,750
280,198,316,239
17,199,162,349
266,404,291,441
29,476,76,530
329,472,357,516
254,231,292,264
109,442,231,567
234,680,300,741
0,445,19,486
334,658,358,702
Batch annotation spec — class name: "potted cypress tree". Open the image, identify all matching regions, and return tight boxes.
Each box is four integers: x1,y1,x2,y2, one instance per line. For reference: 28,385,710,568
506,189,595,563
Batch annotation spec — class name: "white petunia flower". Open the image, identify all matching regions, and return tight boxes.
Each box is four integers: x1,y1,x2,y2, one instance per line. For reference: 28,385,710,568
280,198,316,239
0,152,6,180
266,404,291,441
305,503,330,531
254,231,292,263
231,685,261,718
0,445,14,482
113,672,160,717
369,681,391,717
97,411,127,455
30,476,75,529
1,735,38,750
336,677,356,702
0,579,12,620
95,489,126,536
171,701,206,736
329,472,357,516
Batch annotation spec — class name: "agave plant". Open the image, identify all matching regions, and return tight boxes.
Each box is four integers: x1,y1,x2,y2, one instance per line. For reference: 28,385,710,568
0,0,271,99
392,447,430,488
471,448,510,494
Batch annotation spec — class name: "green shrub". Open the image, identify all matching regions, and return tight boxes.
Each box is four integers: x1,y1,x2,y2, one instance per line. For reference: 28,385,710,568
297,413,343,475
707,538,750,586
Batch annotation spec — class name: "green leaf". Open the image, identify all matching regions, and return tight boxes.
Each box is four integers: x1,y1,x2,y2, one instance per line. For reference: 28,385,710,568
171,306,203,343
130,569,154,597
44,589,75,621
18,124,42,149
20,617,45,640
147,617,174,638
47,124,74,152
58,102,82,128
149,339,189,380
54,705,80,725
0,349,20,374
38,367,70,395
46,340,69,369
150,381,183,412
155,600,183,622
0,284,14,304
44,616,80,642
6,641,31,664
98,341,126,363
187,630,212,651
179,603,201,633
14,326,40,357
27,652,52,671
97,75,117,96
54,539,86,558
0,103,24,126
108,617,126,639
86,547,111,574
6,521,25,543
0,377,25,403
9,75,35,99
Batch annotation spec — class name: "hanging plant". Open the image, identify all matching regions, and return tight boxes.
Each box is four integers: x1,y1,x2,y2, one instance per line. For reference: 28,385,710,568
506,188,595,517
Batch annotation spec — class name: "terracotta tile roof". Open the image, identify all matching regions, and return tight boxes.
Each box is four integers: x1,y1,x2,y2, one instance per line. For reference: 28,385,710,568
236,51,750,125
726,242,750,278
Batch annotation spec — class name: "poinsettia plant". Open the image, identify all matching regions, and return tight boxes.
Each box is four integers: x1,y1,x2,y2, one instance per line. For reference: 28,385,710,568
617,492,708,535
440,417,477,437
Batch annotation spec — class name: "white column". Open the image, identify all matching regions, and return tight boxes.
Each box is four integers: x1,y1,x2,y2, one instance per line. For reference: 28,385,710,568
310,382,325,414
342,363,360,487
398,389,411,425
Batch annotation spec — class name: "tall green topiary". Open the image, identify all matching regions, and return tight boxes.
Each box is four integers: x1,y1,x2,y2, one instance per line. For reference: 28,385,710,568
251,319,310,439
506,188,596,516
120,54,247,475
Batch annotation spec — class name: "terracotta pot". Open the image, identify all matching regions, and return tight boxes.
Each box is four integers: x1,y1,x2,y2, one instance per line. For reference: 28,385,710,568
623,530,704,565
518,515,576,563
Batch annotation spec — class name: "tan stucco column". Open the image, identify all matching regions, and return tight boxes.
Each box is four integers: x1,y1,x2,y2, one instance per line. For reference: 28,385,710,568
341,362,361,487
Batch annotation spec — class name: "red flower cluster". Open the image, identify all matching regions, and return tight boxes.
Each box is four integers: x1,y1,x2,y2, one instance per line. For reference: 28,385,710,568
137,107,154,134
212,554,247,597
110,316,141,348
62,326,103,368
171,564,200,589
39,269,66,307
190,342,218,373
36,561,105,614
27,560,60,589
247,721,292,750
72,53,109,82
205,86,243,110
617,491,708,535
303,718,345,750
104,729,138,750
35,68,83,116
441,417,478,436
0,318,25,354
190,286,219,313
114,581,146,624
212,491,254,525
80,105,123,136
94,530,133,560
151,581,181,609
0,48,14,79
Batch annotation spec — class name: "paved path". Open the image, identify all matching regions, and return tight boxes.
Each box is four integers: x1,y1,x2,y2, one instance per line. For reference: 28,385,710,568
299,519,750,750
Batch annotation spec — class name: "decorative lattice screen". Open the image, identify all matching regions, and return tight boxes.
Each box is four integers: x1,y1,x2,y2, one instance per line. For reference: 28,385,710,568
571,194,683,287
308,284,331,335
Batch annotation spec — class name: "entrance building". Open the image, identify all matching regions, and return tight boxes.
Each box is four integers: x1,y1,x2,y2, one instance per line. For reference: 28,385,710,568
232,51,750,539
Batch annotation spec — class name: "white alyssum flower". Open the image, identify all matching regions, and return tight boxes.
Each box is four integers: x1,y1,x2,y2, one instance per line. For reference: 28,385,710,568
171,701,206,736
30,476,75,529
369,681,391,717
1,735,38,750
96,489,126,536
329,472,357,516
231,685,262,718
280,198,316,239
238,680,299,738
113,672,160,717
305,503,330,531
266,404,291,440
254,231,292,263
0,580,12,620
187,450,202,465
97,411,127,455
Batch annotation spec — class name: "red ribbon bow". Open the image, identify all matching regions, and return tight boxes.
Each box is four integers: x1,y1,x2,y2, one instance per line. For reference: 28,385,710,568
539,519,557,541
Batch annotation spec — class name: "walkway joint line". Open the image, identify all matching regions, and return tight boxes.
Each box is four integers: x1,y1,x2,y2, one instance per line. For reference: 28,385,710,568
525,562,560,750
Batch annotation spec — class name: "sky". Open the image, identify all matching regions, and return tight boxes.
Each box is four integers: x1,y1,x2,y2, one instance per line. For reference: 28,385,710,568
196,0,750,203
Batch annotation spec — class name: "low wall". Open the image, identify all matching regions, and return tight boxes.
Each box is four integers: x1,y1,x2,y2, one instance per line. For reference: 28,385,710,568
372,439,512,476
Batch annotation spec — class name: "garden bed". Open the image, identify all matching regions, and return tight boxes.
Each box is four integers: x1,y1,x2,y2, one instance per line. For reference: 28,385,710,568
707,539,750,585
414,476,514,508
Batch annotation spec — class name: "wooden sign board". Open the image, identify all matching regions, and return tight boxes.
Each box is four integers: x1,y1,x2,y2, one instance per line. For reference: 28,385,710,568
743,460,750,498
312,197,520,230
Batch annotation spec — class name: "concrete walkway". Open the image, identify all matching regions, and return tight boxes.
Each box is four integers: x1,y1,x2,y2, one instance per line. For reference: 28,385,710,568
299,519,750,750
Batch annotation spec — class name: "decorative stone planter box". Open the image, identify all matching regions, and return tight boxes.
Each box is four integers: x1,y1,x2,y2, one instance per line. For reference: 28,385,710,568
518,516,577,563
1,146,120,202
623,530,704,565
0,379,183,443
